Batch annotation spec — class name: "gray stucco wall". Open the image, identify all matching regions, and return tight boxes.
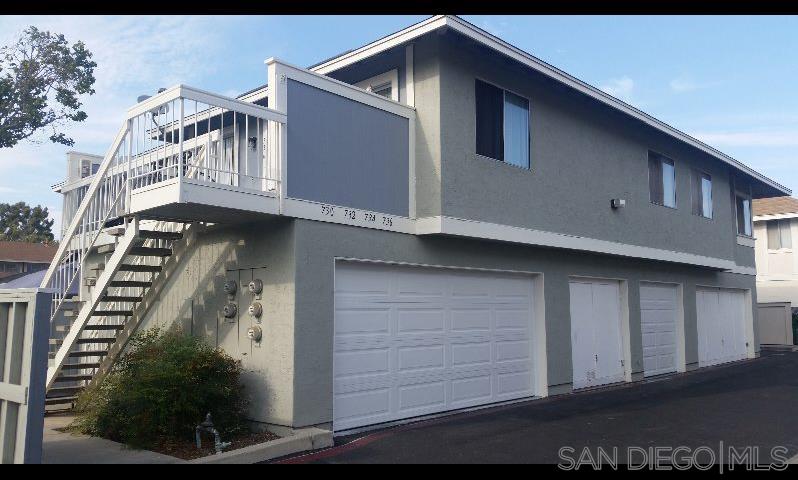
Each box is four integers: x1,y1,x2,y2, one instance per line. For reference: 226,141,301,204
134,218,297,426
290,218,757,427
435,33,749,265
286,79,409,217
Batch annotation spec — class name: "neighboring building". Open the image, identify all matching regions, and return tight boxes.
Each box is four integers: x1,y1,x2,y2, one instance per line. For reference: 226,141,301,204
0,241,58,281
51,151,104,237
754,196,798,304
41,16,791,433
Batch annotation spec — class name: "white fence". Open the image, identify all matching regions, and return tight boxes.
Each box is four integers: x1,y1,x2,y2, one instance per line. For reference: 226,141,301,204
0,289,51,464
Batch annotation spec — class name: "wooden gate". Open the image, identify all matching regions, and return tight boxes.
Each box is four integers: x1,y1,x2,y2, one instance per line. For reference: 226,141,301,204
0,289,51,464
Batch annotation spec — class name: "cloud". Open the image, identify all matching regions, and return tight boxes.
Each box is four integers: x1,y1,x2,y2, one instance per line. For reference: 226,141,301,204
692,130,798,148
669,76,719,93
599,76,635,102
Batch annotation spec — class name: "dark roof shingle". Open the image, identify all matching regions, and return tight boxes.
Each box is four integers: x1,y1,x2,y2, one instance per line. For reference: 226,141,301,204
0,241,58,263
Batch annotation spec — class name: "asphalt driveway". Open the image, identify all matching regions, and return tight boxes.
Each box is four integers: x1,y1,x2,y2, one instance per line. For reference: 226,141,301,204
276,348,798,464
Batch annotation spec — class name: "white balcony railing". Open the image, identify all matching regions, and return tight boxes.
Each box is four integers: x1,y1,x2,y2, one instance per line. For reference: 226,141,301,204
41,86,287,320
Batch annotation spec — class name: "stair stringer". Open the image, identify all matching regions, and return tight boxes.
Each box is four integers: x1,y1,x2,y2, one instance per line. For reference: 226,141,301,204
46,218,140,391
89,222,200,387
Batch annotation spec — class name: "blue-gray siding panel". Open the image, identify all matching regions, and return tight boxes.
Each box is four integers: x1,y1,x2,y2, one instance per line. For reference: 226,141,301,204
286,79,410,217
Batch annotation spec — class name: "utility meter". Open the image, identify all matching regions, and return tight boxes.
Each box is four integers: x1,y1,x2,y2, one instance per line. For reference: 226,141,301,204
248,279,263,295
247,325,263,342
248,302,263,318
222,302,238,318
223,280,237,295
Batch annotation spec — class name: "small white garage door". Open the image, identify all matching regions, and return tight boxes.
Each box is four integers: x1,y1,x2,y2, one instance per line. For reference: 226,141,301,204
333,262,537,431
640,282,679,377
696,288,749,367
569,279,626,390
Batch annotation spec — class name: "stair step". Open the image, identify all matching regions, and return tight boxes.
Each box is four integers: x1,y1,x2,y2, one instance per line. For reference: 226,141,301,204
138,230,183,241
109,280,152,288
84,324,124,331
68,350,108,357
49,339,62,346
47,386,84,397
129,246,172,257
96,244,115,254
45,396,79,406
54,374,93,382
102,295,143,302
118,264,162,273
60,363,101,370
92,310,133,316
103,217,126,228
76,338,117,345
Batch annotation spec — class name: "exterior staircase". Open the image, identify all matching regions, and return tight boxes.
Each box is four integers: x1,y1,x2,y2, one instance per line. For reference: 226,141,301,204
45,218,187,410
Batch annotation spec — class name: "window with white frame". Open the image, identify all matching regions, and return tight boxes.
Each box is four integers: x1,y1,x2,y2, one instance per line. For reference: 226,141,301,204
475,79,530,169
649,151,676,208
355,69,399,102
690,169,712,218
735,193,752,236
767,219,792,250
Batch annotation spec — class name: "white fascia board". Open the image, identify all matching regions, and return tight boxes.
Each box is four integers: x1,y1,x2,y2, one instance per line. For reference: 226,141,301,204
311,15,789,196
753,212,798,222
417,215,740,271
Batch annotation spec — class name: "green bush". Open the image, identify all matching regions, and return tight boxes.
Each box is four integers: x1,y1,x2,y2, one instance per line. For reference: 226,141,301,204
71,328,248,449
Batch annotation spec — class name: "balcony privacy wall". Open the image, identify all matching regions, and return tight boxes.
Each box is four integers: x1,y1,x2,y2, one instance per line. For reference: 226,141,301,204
286,79,410,217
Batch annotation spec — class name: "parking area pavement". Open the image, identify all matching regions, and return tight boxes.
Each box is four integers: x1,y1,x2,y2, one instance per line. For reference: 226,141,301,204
277,348,798,464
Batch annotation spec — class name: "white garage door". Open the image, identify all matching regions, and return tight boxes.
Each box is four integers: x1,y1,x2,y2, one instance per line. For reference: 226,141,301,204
569,279,625,390
640,282,679,377
696,288,749,367
333,262,537,431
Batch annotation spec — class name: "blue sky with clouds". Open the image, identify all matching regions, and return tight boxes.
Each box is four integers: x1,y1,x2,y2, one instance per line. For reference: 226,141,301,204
1,15,797,236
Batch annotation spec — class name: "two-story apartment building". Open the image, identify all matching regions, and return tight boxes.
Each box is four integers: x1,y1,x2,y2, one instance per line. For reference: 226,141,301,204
40,16,790,433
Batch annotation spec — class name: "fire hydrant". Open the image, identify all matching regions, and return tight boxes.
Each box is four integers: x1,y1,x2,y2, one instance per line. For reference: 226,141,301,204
195,413,231,455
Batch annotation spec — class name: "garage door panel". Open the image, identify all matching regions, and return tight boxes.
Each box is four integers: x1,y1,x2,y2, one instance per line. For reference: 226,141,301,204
451,341,492,367
334,262,537,431
397,308,445,333
397,345,445,372
334,348,391,378
335,308,391,336
451,308,492,332
451,375,493,404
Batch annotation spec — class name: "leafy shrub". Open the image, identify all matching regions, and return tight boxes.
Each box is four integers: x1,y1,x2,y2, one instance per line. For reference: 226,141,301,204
71,328,248,449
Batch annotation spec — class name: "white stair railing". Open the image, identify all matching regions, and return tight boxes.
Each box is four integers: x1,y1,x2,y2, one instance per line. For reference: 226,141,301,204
39,124,132,319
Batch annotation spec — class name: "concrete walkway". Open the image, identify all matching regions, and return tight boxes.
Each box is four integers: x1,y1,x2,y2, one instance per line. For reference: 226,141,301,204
43,415,185,464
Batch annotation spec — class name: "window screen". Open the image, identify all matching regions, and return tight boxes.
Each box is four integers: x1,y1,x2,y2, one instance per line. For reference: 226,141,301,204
691,170,712,218
736,195,752,236
649,152,675,207
767,219,792,250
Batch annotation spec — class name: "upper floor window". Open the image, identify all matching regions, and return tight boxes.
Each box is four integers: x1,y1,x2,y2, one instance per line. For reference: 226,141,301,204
475,79,530,169
648,151,676,208
355,69,399,102
690,169,712,218
735,193,752,236
767,219,792,250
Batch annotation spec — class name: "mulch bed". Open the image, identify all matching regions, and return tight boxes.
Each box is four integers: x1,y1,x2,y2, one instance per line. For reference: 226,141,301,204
152,430,282,460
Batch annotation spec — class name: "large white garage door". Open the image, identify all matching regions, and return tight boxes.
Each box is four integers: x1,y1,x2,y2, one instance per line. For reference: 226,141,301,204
696,288,749,367
333,262,537,431
640,282,679,377
569,279,625,390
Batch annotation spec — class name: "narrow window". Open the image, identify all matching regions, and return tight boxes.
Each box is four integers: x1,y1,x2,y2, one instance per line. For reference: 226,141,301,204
736,194,752,236
649,152,676,208
691,170,713,218
767,219,792,250
475,80,530,169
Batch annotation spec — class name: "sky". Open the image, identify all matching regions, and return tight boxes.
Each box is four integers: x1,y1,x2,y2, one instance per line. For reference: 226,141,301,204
1,15,797,237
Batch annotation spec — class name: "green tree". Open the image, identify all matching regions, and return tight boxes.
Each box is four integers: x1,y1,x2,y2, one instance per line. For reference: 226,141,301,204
0,26,96,148
0,201,55,243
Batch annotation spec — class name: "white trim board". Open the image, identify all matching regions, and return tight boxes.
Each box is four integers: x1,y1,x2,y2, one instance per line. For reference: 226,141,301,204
415,215,741,271
754,212,798,222
309,15,788,196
